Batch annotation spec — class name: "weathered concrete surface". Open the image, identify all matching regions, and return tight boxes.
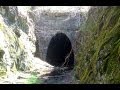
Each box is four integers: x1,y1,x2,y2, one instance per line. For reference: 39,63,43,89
30,7,89,61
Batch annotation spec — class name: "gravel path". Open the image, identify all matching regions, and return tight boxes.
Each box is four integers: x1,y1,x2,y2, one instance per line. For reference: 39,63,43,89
0,60,78,84
41,70,78,84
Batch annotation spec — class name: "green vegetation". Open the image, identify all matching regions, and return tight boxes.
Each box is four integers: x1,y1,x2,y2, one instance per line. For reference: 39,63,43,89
75,6,120,84
26,72,43,84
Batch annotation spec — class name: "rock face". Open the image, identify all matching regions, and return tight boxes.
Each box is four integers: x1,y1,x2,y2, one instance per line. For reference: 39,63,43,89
30,7,88,61
76,6,120,84
0,6,37,76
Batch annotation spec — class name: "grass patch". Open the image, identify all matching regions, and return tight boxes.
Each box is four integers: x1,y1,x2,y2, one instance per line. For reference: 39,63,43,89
26,72,43,84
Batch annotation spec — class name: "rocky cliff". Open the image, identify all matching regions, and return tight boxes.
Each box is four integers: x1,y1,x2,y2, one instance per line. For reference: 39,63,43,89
76,6,120,84
0,6,38,77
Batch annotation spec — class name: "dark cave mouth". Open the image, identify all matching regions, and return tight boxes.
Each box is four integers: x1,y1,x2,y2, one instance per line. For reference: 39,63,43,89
46,33,74,69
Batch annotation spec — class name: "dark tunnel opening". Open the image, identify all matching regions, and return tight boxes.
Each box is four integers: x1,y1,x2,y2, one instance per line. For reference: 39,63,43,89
46,33,74,69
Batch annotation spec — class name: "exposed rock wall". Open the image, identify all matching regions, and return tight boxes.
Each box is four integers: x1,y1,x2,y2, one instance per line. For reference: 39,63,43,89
0,6,36,76
76,6,120,84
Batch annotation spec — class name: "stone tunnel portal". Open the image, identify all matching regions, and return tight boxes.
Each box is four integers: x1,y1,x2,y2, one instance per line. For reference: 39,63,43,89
46,33,74,69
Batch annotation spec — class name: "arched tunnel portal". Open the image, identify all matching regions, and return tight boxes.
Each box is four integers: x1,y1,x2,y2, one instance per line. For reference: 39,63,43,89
46,33,74,69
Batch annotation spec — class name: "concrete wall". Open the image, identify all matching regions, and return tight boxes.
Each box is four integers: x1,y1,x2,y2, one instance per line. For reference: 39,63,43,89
30,7,87,61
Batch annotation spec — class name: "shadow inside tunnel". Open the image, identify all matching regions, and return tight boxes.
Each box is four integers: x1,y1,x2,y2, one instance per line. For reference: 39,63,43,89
46,32,74,69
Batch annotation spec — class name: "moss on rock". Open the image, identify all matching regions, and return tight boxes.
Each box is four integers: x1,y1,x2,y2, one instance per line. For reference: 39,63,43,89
76,6,120,84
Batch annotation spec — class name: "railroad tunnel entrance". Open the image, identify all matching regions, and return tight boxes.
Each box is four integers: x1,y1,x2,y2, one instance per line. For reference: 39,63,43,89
46,33,74,69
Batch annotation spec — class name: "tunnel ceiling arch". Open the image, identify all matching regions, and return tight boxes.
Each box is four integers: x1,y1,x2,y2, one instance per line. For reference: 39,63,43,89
46,32,74,68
